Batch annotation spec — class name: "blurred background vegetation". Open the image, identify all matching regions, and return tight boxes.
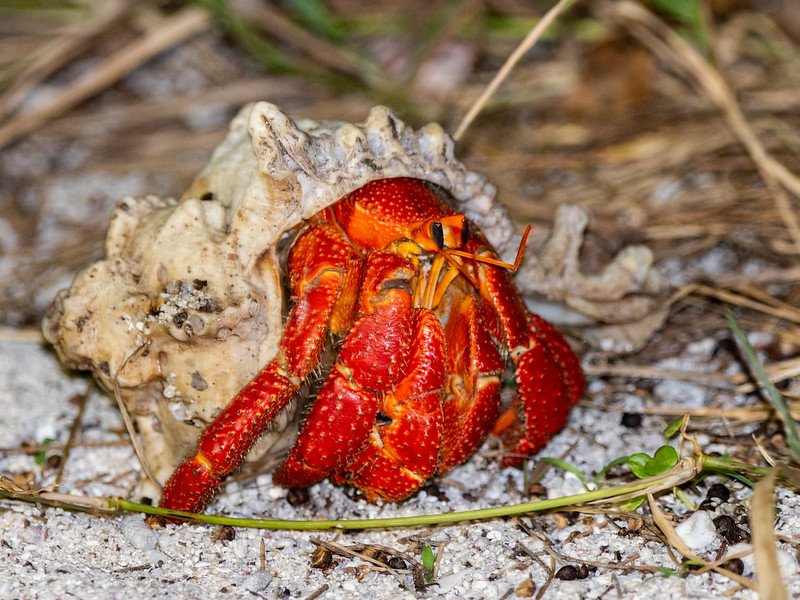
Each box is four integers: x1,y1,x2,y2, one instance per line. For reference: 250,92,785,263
0,0,799,353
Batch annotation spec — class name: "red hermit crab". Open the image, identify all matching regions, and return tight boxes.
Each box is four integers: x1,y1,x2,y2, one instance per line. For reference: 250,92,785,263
46,104,629,516
159,177,584,514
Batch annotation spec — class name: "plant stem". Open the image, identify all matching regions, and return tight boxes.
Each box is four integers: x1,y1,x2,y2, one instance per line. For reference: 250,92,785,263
115,468,685,529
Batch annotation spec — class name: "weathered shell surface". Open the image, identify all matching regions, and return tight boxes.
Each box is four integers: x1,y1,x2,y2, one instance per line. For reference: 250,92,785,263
42,102,516,497
43,102,666,498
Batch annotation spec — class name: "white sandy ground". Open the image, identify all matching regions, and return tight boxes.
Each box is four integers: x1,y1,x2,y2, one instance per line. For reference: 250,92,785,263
1,339,799,599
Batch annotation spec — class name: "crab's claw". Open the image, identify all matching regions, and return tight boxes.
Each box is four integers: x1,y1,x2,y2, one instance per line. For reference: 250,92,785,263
471,243,584,465
492,313,584,464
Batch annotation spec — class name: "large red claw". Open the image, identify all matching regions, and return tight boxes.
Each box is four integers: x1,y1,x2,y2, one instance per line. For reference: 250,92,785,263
439,295,503,472
273,289,415,489
335,307,446,502
159,222,357,514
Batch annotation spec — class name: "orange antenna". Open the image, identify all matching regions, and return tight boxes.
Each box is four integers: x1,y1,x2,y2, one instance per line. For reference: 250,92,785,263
441,249,479,288
448,224,532,272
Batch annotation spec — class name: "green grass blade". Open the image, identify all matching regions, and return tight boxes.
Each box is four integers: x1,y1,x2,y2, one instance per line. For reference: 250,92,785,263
726,308,800,464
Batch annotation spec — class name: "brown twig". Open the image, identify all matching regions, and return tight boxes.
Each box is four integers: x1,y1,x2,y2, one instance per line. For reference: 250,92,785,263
113,339,159,489
309,537,420,590
0,6,211,149
53,383,93,489
647,494,756,590
303,585,329,600
0,439,132,455
0,0,132,121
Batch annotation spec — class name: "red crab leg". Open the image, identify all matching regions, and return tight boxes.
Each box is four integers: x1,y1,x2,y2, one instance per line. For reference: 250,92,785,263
476,254,584,464
159,223,359,514
438,295,505,472
272,252,419,490
332,307,446,502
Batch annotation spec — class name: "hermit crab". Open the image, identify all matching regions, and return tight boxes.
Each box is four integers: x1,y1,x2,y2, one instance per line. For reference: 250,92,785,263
44,102,661,514
160,176,584,512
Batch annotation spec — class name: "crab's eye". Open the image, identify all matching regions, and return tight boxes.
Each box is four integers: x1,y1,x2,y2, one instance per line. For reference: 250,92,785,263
461,218,470,247
430,221,445,249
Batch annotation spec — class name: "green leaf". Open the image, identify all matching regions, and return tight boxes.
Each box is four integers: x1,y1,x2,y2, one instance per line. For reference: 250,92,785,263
34,437,53,465
283,0,343,42
616,495,646,512
727,471,755,488
645,0,701,28
663,417,683,440
625,453,652,479
644,446,679,476
421,544,435,582
643,0,708,53
726,309,800,465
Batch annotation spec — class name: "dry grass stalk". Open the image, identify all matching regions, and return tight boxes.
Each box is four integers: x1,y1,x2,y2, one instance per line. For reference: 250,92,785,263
0,327,45,343
53,383,92,489
113,339,159,490
751,469,789,599
584,355,800,395
607,0,800,255
0,5,211,149
452,0,577,141
637,404,800,423
0,0,131,122
646,493,755,590
671,284,800,325
230,0,371,83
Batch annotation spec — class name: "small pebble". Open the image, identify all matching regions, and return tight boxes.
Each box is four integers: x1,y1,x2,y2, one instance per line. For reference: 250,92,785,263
714,515,750,544
706,483,731,502
242,572,272,593
120,516,158,551
216,526,235,542
515,577,537,597
555,565,585,580
286,487,310,506
713,515,736,538
721,558,744,575
675,511,717,551
620,412,642,428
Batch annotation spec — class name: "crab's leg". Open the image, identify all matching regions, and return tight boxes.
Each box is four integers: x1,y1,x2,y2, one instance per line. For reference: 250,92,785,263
331,306,446,501
476,253,584,464
272,252,420,490
159,222,359,514
436,294,504,472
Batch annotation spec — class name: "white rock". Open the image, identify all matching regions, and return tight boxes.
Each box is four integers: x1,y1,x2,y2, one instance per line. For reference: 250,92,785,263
119,517,158,551
674,511,718,551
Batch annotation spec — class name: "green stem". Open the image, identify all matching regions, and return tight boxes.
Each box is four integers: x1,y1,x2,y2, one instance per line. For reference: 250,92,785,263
701,455,772,478
3,453,790,531
115,476,670,529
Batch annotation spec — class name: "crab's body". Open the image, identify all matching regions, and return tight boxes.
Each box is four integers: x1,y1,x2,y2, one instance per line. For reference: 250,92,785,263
160,177,583,513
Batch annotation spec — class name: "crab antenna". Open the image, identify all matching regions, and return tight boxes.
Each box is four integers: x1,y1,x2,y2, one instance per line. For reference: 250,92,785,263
448,224,532,272
441,249,479,287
